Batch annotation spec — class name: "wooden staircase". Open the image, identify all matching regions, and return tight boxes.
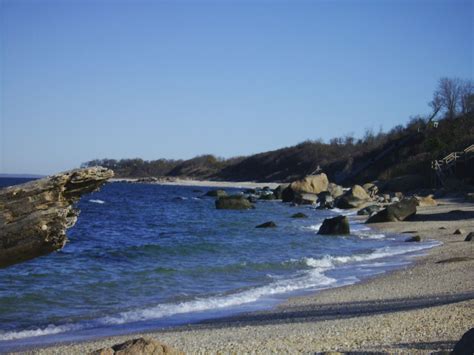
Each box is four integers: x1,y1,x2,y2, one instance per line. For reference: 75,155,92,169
431,144,474,187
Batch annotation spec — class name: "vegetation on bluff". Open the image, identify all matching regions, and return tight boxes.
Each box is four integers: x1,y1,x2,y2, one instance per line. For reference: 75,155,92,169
82,78,473,184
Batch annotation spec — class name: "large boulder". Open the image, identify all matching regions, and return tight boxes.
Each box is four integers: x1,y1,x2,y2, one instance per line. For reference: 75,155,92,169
382,174,425,192
215,195,253,210
273,184,289,200
366,198,417,223
336,185,371,209
327,182,344,198
282,174,329,202
452,328,474,355
90,337,184,355
317,215,350,235
293,193,318,205
362,183,379,198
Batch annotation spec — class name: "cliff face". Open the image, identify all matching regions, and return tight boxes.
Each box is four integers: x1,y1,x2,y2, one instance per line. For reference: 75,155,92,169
0,167,114,268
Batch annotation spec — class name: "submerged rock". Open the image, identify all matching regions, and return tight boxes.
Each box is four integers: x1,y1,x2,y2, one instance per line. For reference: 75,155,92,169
0,167,113,268
291,212,308,218
205,189,227,198
90,337,184,355
318,215,350,235
366,199,417,223
256,221,277,228
215,195,253,210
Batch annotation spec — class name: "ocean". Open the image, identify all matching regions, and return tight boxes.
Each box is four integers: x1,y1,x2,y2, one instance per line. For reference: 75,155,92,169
0,178,438,351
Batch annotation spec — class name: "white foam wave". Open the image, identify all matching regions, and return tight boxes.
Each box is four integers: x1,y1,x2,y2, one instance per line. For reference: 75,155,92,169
103,268,336,325
0,324,80,341
89,199,105,204
304,223,322,231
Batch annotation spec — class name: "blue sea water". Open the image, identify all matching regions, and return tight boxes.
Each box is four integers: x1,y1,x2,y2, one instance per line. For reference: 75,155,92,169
0,179,439,350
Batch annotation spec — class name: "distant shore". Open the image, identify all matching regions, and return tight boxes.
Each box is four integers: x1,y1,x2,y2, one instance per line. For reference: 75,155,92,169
109,177,281,189
20,198,474,354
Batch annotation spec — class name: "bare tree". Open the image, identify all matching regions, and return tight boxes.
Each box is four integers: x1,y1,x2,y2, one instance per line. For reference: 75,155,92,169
435,77,463,119
459,79,474,114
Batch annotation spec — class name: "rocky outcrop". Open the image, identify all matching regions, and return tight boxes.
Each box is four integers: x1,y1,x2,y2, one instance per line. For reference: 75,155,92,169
336,185,371,209
366,199,417,223
282,174,329,202
0,167,113,268
317,215,350,235
215,195,253,210
90,337,184,355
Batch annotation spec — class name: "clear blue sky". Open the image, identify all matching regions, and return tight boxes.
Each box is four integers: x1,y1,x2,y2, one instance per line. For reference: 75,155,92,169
1,0,472,175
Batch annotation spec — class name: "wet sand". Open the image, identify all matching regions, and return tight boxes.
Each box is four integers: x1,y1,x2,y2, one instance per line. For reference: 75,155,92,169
14,198,474,354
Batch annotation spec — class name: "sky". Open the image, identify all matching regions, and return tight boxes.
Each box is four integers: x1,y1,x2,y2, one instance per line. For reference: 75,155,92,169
0,0,472,175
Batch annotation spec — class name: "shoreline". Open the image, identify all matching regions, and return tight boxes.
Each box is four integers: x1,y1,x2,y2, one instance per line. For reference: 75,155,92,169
109,178,281,189
9,198,474,354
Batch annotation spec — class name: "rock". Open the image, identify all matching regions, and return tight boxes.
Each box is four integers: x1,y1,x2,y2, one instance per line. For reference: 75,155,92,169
366,198,417,223
293,192,318,205
273,184,289,200
256,221,277,228
258,193,276,200
336,185,370,209
454,229,465,235
291,212,308,218
452,328,474,355
282,174,329,202
205,189,227,198
465,232,474,241
357,204,381,216
215,195,253,210
90,337,183,355
382,194,391,202
383,174,425,192
405,235,421,242
362,183,379,198
0,167,113,268
327,182,344,198
413,195,437,207
317,191,334,209
318,215,350,235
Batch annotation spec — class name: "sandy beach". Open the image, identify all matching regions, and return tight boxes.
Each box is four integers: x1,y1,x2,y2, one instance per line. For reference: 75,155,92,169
110,178,281,190
12,197,474,354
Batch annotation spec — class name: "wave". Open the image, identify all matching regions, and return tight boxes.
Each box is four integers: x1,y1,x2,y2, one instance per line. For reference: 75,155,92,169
0,324,81,341
89,199,105,204
0,240,440,341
